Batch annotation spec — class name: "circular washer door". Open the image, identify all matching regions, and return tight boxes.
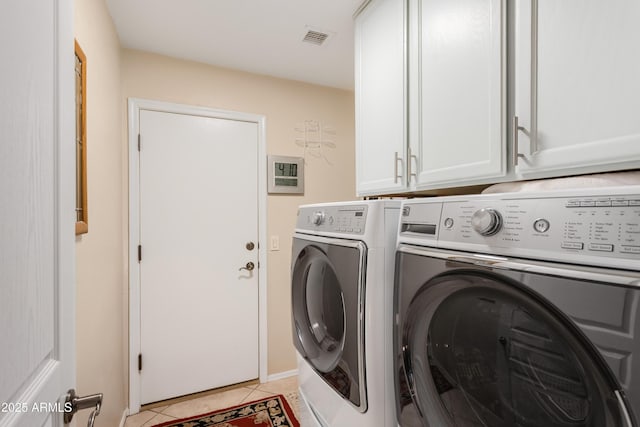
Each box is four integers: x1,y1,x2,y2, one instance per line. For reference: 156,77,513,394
402,270,629,427
291,237,368,410
292,244,346,373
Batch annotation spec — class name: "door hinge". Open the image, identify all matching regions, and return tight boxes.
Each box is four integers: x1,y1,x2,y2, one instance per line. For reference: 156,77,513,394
138,245,142,262
137,134,141,151
138,353,142,371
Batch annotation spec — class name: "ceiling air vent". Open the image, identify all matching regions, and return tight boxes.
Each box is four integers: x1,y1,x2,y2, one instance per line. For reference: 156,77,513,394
303,30,330,46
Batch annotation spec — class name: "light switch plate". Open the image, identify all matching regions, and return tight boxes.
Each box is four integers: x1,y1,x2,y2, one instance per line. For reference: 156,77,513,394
270,235,280,251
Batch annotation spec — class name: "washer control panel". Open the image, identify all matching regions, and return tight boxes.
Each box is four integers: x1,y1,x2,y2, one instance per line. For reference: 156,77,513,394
297,205,368,234
400,190,640,266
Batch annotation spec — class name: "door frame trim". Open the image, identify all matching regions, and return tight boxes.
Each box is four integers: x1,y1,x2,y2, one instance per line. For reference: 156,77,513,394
127,98,268,413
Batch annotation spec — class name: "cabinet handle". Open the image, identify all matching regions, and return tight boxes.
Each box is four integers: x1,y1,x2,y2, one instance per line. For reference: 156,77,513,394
408,147,417,182
513,116,527,165
394,151,404,184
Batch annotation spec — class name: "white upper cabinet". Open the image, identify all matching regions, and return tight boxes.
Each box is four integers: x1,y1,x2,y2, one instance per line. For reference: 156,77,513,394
410,0,506,189
355,0,407,196
514,0,640,177
355,0,640,196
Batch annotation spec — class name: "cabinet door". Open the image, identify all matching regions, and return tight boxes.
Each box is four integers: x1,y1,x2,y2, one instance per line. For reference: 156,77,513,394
514,0,640,177
355,0,407,196
411,0,506,189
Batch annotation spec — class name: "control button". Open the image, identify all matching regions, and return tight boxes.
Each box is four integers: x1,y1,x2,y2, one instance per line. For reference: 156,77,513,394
620,245,640,254
596,200,612,207
354,228,362,233
561,242,584,250
612,200,629,207
630,200,640,207
580,201,596,207
328,216,334,224
566,200,581,208
346,228,354,232
444,218,454,229
533,218,550,233
471,208,503,236
588,243,614,252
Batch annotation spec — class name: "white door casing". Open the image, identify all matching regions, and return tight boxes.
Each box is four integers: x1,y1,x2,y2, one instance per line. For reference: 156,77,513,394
128,99,268,412
0,0,75,426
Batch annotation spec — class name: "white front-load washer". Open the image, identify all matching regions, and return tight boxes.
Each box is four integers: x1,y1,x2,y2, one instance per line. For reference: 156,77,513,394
291,200,400,426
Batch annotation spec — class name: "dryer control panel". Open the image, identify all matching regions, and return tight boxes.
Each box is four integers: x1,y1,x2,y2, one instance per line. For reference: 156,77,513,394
400,187,640,269
297,205,368,235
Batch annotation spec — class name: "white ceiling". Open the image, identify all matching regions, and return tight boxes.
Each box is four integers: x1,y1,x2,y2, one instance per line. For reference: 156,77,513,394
105,0,365,90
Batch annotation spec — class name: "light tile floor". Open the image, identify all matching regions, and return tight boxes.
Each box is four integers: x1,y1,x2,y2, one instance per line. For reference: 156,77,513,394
124,376,299,427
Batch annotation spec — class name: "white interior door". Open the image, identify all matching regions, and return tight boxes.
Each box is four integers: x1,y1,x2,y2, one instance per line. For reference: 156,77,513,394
0,0,75,426
137,109,260,405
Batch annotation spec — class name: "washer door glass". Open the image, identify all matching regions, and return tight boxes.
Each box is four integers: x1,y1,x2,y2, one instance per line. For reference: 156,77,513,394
403,271,627,427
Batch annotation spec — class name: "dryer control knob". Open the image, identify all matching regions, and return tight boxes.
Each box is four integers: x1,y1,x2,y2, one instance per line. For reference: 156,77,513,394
471,208,503,236
312,211,326,226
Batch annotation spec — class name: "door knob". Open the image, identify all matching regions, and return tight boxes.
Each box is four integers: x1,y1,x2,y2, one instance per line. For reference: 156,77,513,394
239,262,255,271
246,242,255,251
63,389,103,426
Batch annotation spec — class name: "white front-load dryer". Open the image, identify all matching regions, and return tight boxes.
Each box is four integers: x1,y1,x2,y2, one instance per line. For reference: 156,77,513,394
291,200,400,426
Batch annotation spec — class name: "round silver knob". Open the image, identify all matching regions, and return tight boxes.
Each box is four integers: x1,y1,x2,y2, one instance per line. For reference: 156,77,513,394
471,208,503,236
312,211,325,226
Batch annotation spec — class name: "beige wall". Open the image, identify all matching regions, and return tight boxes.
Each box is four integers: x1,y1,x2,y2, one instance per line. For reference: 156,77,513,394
74,0,126,425
121,49,356,375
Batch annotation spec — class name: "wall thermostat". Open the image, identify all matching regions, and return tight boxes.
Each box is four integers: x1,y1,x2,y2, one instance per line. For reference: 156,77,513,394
267,155,304,194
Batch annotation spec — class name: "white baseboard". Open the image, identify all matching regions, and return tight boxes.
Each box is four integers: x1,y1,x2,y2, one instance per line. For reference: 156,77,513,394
265,369,298,383
119,407,129,427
